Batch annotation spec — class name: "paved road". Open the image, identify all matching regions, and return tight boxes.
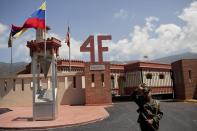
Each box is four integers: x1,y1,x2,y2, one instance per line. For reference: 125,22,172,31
2,102,197,131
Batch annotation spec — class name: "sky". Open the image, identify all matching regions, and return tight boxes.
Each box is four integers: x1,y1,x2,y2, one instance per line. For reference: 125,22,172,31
0,0,197,63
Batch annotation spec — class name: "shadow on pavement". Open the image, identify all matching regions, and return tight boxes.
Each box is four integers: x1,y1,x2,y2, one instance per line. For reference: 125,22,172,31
0,108,12,115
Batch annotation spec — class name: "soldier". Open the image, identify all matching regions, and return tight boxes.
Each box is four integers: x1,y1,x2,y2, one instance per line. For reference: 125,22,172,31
131,83,163,131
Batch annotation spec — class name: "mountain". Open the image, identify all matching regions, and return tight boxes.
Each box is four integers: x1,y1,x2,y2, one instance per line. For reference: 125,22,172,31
152,52,197,64
0,62,28,76
110,61,126,64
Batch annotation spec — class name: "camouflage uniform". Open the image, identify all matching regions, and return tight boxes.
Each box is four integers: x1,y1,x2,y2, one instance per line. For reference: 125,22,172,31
131,87,163,131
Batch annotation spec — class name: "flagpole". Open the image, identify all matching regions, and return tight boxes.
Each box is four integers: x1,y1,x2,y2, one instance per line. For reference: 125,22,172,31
67,24,71,72
69,25,71,72
65,24,71,72
10,46,13,75
69,41,71,72
44,0,46,58
44,0,47,79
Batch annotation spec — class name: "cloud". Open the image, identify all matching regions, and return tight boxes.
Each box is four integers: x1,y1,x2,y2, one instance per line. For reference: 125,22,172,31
145,16,159,31
177,1,197,53
48,32,61,40
179,1,197,29
108,1,197,61
114,9,128,19
0,22,9,49
0,23,7,35
0,44,7,48
59,37,84,60
155,24,181,38
12,31,35,62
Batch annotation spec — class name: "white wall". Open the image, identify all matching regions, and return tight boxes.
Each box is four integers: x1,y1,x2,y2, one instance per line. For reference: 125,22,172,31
142,71,172,87
0,73,85,107
125,70,173,87
125,71,142,87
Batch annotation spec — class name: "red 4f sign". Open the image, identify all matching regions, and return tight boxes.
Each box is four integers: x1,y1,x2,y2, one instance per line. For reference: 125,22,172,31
80,35,112,62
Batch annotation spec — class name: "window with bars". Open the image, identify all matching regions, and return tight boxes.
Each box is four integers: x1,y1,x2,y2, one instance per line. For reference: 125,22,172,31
91,74,95,87
101,74,105,87
91,74,95,82
22,79,24,91
4,80,7,91
146,73,152,79
188,70,192,82
73,76,76,88
13,79,16,91
159,74,165,79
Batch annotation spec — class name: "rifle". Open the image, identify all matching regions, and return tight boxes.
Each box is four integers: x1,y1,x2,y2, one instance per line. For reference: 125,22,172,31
140,112,157,131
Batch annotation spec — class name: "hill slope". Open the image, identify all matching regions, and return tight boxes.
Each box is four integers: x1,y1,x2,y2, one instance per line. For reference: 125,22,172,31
0,62,27,76
152,52,197,64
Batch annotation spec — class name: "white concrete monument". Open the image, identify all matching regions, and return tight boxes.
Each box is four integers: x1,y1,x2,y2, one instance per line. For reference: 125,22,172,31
27,28,61,120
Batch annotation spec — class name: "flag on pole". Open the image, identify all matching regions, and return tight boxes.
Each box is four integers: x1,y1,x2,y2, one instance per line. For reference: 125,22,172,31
65,26,71,71
8,31,13,48
8,1,46,47
8,25,28,47
65,26,70,47
23,1,46,29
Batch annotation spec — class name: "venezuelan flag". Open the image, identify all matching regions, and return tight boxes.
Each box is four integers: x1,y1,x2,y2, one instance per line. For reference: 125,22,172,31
11,2,46,38
23,1,46,29
8,2,46,47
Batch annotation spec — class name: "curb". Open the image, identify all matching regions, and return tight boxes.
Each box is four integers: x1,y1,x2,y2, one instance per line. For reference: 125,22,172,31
183,99,197,104
0,114,109,130
160,99,197,103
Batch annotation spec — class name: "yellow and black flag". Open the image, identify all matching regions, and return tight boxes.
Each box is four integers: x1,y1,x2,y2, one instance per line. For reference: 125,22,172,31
8,31,13,48
8,24,27,47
